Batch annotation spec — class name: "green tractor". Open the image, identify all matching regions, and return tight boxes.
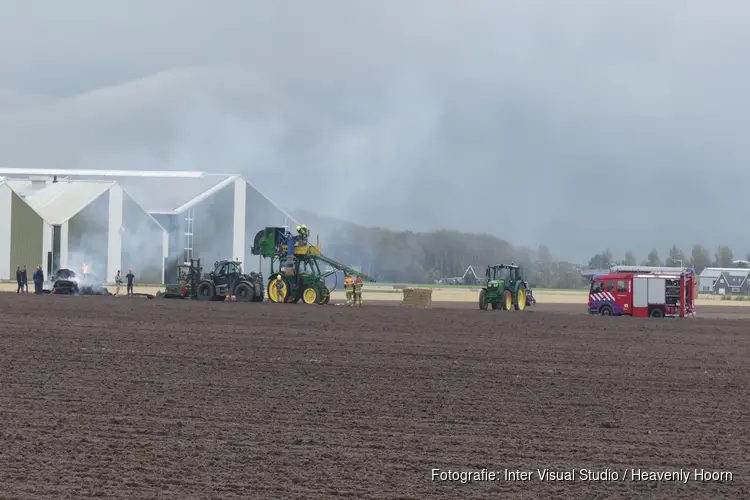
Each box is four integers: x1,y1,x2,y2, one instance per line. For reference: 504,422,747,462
479,264,535,311
195,260,265,302
251,226,375,304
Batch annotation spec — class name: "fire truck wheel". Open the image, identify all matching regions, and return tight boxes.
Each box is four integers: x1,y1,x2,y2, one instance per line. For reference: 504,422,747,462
599,305,613,316
649,308,664,318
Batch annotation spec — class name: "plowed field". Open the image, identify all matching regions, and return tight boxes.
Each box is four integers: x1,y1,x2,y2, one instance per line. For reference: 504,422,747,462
0,294,747,499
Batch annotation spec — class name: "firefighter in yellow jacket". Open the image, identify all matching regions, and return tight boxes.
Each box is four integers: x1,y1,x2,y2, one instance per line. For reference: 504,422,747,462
344,275,354,305
353,275,364,306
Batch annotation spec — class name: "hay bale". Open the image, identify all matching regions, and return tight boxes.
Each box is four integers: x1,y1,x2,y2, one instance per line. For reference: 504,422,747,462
401,287,433,308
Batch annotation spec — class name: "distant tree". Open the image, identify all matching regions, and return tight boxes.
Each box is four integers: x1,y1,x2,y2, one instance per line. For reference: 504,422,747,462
587,249,613,269
647,249,661,266
623,251,636,265
713,246,734,268
666,244,687,267
537,244,551,263
691,244,711,274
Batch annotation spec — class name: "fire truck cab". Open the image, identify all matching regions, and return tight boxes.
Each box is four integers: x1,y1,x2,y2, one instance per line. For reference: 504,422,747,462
588,265,696,318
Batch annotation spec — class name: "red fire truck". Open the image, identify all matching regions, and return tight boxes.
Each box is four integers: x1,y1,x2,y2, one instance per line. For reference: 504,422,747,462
588,265,696,318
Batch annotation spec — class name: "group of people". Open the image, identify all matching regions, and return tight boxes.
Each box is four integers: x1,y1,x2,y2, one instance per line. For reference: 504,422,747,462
15,265,46,294
13,264,136,296
344,274,364,306
114,270,136,296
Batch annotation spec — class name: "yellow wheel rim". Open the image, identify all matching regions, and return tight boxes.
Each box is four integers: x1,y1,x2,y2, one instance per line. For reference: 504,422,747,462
269,280,287,303
303,287,318,304
517,289,526,310
505,292,512,310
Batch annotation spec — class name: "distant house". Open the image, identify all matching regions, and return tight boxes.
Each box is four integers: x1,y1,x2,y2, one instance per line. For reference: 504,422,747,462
699,267,750,294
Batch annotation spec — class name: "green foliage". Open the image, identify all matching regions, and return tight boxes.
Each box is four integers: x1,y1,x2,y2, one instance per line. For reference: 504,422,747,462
295,211,587,289
714,246,734,268
587,244,745,276
691,244,710,274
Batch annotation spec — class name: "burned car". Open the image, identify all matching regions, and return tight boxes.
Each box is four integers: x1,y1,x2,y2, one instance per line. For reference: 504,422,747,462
45,269,110,295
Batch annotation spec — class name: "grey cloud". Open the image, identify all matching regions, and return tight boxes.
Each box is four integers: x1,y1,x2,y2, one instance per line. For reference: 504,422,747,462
1,0,749,262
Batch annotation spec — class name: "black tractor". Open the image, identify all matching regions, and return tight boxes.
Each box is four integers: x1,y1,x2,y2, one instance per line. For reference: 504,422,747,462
195,260,264,302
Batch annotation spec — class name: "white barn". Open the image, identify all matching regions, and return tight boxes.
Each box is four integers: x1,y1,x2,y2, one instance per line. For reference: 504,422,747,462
0,168,298,283
3,177,167,283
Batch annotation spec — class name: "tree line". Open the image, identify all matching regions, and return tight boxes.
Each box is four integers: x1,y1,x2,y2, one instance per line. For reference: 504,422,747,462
586,245,748,274
297,211,589,288
295,212,747,288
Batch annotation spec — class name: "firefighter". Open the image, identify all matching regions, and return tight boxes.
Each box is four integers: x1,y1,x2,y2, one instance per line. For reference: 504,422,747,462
274,274,285,302
353,275,364,306
344,274,354,305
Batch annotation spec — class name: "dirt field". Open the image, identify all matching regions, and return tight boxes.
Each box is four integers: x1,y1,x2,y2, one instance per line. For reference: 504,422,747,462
0,294,748,499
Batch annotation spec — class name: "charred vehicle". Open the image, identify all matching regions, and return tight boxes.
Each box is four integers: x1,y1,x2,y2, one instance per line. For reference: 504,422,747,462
45,269,110,295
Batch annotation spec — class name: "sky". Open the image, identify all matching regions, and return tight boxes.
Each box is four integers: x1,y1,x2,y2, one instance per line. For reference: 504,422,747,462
0,0,748,263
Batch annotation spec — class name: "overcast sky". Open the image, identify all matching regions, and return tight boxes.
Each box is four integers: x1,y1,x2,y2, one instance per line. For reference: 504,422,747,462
0,0,748,262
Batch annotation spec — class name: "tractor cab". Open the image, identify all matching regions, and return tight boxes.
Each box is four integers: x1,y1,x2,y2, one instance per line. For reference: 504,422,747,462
485,264,523,287
213,260,242,279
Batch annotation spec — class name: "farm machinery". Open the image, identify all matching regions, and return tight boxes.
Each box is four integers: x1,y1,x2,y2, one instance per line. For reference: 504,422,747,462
158,258,264,302
250,226,375,304
479,263,536,311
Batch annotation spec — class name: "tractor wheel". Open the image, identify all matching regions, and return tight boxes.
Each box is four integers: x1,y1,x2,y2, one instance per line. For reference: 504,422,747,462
267,278,288,303
479,289,488,310
234,282,253,302
502,290,513,310
515,285,527,311
302,286,320,305
197,281,216,301
318,287,330,305
323,295,330,304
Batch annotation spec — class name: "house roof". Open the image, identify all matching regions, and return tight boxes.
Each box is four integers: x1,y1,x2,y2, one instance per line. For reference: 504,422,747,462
699,267,744,279
717,269,750,287
23,181,114,224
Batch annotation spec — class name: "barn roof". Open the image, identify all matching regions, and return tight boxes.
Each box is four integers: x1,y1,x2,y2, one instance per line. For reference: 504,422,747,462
699,267,742,279
113,174,234,213
22,181,114,225
0,168,299,225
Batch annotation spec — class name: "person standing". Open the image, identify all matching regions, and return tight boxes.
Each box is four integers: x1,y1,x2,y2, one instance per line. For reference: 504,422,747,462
344,275,353,305
21,265,28,295
33,266,44,294
115,270,122,296
353,275,364,306
126,269,135,296
274,274,285,302
16,266,22,294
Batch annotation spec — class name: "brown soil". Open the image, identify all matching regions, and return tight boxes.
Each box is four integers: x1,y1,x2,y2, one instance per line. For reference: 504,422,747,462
0,294,748,499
